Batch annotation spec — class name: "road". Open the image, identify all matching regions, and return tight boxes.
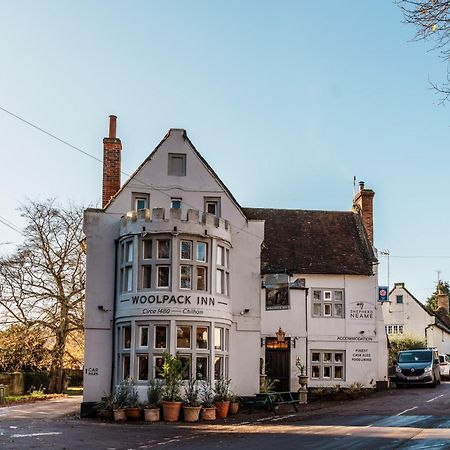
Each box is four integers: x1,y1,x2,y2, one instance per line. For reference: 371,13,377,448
0,383,449,449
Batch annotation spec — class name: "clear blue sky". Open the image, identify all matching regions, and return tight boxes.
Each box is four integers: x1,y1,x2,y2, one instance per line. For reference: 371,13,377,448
1,1,449,301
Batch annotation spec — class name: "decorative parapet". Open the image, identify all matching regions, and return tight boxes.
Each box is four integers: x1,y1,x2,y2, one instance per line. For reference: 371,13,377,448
120,208,231,242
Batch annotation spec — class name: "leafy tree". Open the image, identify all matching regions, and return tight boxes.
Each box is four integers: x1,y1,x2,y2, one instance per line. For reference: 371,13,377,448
426,280,450,311
388,334,426,367
0,323,51,372
398,0,450,102
0,200,85,393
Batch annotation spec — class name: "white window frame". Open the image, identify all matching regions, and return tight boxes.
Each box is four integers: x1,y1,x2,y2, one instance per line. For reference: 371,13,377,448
312,288,345,318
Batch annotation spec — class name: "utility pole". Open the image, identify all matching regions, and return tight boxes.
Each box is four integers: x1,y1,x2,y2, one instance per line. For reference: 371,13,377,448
380,249,390,291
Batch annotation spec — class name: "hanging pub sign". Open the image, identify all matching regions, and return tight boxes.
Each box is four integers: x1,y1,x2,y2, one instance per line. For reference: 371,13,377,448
264,273,289,310
378,286,389,302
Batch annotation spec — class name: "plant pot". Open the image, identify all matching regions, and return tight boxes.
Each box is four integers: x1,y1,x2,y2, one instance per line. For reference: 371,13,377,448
201,407,216,421
144,408,160,422
229,402,239,415
126,407,141,421
113,408,127,422
183,405,201,422
214,400,230,419
162,401,182,422
298,375,308,386
101,408,114,420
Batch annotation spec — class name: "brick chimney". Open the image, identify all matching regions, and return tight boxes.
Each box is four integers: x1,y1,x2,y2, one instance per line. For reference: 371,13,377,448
437,293,449,315
352,181,375,245
102,115,122,208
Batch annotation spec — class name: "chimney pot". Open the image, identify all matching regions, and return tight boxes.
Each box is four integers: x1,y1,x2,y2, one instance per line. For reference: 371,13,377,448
109,115,117,139
359,181,365,191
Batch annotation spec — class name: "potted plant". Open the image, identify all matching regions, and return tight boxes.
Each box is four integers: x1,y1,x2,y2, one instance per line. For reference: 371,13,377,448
144,379,162,422
228,391,239,415
200,380,216,421
94,391,115,420
296,356,308,386
125,379,141,421
113,380,129,422
160,352,185,422
214,377,231,418
182,378,202,422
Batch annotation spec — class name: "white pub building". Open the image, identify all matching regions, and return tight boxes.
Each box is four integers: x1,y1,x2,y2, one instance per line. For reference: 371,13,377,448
82,117,388,413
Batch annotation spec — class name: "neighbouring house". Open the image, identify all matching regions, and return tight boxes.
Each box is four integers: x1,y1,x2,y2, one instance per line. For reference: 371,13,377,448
383,282,450,354
81,116,388,414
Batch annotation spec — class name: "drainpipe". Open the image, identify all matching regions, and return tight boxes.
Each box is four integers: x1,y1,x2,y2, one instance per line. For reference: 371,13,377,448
425,323,434,348
305,288,309,374
110,238,119,394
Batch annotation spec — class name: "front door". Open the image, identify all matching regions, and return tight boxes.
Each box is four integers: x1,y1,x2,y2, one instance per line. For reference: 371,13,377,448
265,337,290,391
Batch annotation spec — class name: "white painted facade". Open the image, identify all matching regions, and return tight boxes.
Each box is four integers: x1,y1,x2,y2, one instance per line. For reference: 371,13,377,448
382,283,450,354
83,127,388,408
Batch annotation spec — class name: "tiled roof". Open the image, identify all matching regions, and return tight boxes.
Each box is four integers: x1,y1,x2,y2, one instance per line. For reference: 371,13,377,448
243,208,376,275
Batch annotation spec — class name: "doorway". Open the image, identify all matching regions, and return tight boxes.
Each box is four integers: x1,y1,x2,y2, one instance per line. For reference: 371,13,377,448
265,337,291,391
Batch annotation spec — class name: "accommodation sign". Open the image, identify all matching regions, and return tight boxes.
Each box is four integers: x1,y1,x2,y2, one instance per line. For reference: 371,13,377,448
349,301,374,320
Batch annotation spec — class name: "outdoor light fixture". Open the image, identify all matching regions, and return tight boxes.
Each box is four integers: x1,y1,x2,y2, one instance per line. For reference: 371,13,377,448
240,308,250,315
260,337,265,347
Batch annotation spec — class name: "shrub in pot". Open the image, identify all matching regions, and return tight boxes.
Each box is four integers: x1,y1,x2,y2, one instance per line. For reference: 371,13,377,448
161,352,185,422
214,377,231,418
125,379,141,421
94,391,115,420
144,379,162,422
200,380,216,421
113,380,129,422
228,392,239,415
183,378,202,422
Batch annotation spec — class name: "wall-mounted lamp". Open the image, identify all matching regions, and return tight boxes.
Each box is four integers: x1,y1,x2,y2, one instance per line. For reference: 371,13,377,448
240,308,250,316
292,336,299,348
98,305,110,312
260,337,265,348
359,330,365,334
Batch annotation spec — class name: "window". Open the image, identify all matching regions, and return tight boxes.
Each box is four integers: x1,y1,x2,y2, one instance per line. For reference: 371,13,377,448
312,289,344,318
216,245,230,295
123,326,131,349
171,198,182,209
138,326,149,347
137,355,149,381
396,295,404,304
132,193,149,210
385,324,404,335
197,326,209,349
157,266,170,288
196,266,207,291
204,197,221,217
119,239,134,293
168,153,186,176
177,325,192,349
143,240,152,260
154,326,168,349
180,265,192,289
157,239,171,259
197,242,207,262
311,351,345,380
180,240,192,260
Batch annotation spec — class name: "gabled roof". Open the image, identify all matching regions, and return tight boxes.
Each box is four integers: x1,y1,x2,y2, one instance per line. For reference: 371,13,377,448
242,208,376,275
104,129,246,219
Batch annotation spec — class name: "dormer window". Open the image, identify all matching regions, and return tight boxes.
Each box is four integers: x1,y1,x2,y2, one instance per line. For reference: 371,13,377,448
168,153,186,176
132,193,149,211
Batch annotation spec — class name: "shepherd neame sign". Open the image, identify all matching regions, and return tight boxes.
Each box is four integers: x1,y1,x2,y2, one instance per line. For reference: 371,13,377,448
349,301,374,320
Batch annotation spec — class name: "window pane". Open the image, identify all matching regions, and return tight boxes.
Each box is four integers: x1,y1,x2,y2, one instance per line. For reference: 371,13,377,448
180,265,192,289
157,240,171,259
214,356,223,379
335,353,343,363
196,242,207,262
313,290,321,301
171,199,182,209
324,304,332,316
225,249,230,268
154,356,164,379
334,303,343,317
196,356,208,380
225,328,229,351
396,295,403,304
157,266,170,287
142,266,151,289
125,266,133,292
334,366,343,379
196,267,207,291
155,326,167,349
138,355,149,381
196,326,209,349
313,303,321,316
180,355,191,380
323,366,331,378
140,327,149,347
123,355,130,379
216,269,224,294
217,246,224,266
180,240,192,260
125,241,133,262
123,326,131,349
136,198,147,210
177,326,191,348
312,352,320,362
206,202,217,215
214,327,223,350
143,240,152,259
225,272,230,296
323,352,332,363
324,291,332,301
312,365,320,378
334,291,343,302
168,154,186,176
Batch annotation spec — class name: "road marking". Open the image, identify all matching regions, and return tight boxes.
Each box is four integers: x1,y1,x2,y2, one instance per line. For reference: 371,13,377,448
396,406,418,416
426,394,444,403
10,432,62,438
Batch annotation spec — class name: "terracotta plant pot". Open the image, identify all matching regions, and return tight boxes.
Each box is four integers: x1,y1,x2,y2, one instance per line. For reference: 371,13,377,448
214,400,230,419
126,407,141,421
183,405,202,422
144,408,160,422
201,407,216,421
113,408,127,422
229,402,239,415
101,409,114,420
162,401,182,422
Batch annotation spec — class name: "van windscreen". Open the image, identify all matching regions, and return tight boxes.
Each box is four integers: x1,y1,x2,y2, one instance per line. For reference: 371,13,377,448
398,350,432,363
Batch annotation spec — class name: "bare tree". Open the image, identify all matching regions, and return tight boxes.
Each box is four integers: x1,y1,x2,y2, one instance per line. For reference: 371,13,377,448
398,0,450,102
0,200,85,393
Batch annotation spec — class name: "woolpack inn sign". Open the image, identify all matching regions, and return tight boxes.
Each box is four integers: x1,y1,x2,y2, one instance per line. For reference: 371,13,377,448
349,301,374,320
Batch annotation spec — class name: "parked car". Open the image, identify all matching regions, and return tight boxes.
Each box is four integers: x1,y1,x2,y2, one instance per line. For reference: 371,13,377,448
395,348,441,387
439,354,450,380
